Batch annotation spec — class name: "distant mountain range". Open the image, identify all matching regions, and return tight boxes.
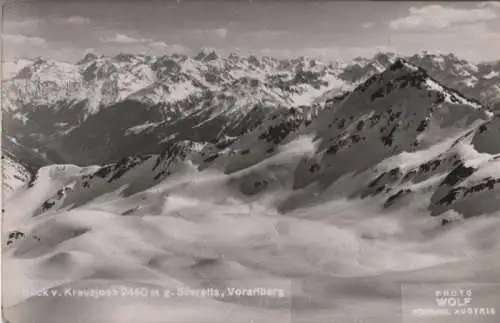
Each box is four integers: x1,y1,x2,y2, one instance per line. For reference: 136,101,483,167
2,51,499,170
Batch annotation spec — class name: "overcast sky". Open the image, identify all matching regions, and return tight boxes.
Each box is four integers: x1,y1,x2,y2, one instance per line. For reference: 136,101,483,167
2,1,500,63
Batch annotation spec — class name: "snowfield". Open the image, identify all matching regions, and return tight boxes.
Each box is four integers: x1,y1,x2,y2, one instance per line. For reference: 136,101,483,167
3,135,500,323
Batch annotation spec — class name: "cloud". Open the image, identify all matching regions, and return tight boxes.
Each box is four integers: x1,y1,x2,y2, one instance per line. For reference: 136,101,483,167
389,4,498,30
63,16,91,25
149,41,168,48
4,19,40,30
2,34,47,47
148,42,191,54
194,28,228,39
244,30,288,40
99,33,190,55
386,21,500,62
101,34,151,44
478,2,500,8
362,22,374,29
214,28,229,39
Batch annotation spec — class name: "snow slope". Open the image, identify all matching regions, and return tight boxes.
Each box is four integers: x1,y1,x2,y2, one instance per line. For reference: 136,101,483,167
2,155,31,200
3,136,500,323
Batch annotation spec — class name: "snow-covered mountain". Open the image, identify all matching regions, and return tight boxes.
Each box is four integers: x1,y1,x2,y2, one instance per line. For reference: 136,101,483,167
3,51,499,167
3,55,500,323
2,51,351,165
2,155,31,200
6,57,498,221
2,51,346,116
339,52,500,109
1,58,34,80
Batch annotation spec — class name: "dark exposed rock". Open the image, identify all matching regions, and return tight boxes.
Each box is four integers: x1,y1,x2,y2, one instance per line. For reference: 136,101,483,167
437,188,465,206
41,200,56,212
440,163,475,187
416,119,429,132
203,153,220,164
121,208,136,215
437,177,500,208
368,173,385,188
153,170,170,181
356,120,365,131
401,169,417,183
384,189,412,208
94,165,113,179
107,155,151,183
308,163,321,173
419,159,442,173
257,114,303,145
6,231,24,245
381,125,397,146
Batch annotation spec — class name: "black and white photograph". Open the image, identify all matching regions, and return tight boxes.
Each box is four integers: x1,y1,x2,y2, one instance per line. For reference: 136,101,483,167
2,1,500,322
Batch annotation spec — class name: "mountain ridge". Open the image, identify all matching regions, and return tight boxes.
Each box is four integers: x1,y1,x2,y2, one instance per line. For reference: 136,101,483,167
3,52,499,171
5,57,499,224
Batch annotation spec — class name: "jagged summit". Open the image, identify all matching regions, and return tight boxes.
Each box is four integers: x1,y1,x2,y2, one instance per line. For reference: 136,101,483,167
353,57,485,112
32,56,47,65
373,52,397,65
386,58,420,72
77,52,99,65
292,58,491,192
112,52,139,62
193,48,220,61
2,50,498,171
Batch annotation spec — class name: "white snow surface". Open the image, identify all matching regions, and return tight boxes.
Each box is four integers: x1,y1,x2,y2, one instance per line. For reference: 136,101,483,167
3,134,500,323
2,59,33,80
2,156,31,200
483,70,499,80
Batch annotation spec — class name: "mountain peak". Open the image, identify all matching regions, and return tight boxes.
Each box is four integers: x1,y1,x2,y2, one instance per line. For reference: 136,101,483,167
373,52,396,64
33,56,47,65
247,54,261,66
228,52,241,60
113,52,137,62
194,48,219,61
387,58,421,74
78,52,99,65
348,57,429,94
347,57,485,114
